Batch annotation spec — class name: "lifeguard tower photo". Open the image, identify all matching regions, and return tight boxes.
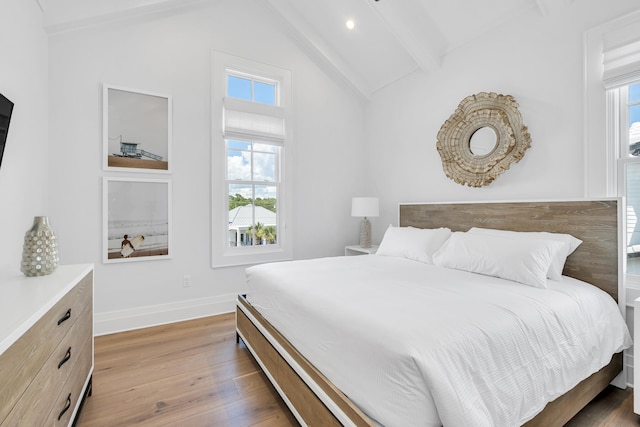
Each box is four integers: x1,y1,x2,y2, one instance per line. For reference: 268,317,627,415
105,86,170,171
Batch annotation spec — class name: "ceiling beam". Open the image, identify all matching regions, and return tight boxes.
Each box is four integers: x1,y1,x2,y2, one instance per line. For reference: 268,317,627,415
535,0,574,17
35,0,46,13
261,0,371,102
364,0,446,73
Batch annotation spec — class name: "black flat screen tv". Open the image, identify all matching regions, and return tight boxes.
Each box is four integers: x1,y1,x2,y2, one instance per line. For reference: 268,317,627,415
0,93,14,170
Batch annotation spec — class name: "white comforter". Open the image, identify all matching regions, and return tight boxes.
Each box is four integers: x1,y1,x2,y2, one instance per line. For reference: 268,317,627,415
245,255,632,427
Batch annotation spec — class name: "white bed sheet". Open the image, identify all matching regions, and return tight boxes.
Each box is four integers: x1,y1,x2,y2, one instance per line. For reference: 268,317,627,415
245,255,632,427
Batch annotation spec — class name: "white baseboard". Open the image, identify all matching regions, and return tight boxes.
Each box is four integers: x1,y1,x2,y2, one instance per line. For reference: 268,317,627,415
94,293,237,336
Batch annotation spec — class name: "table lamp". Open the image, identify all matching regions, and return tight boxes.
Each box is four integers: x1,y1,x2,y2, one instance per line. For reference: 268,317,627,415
351,197,379,248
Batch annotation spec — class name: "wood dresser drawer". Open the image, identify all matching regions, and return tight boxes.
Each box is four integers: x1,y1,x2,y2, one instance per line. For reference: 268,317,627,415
0,272,91,422
51,339,93,427
2,300,92,426
0,265,94,427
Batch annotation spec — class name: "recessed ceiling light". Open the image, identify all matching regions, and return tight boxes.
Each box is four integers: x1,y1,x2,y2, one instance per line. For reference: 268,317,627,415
345,19,355,30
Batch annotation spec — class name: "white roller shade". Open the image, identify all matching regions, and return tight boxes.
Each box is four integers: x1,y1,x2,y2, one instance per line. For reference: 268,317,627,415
602,21,640,89
223,97,285,144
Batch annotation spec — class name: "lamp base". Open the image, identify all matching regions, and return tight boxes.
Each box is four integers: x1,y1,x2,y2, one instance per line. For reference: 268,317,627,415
359,217,372,248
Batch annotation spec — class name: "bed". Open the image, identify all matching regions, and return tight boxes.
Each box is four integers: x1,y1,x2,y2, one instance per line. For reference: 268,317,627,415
235,199,632,427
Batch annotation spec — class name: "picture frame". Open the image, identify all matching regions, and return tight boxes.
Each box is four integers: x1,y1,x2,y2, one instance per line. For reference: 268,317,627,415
103,177,172,263
103,85,172,173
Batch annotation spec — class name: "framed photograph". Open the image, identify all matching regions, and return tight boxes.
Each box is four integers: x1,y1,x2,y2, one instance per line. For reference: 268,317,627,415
103,85,172,172
103,177,172,263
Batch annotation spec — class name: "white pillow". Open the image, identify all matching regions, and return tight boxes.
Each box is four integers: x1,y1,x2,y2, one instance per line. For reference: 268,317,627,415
376,225,452,264
467,227,582,281
432,232,566,288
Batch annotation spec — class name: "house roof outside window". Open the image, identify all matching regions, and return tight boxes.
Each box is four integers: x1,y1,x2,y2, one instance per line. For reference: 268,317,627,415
228,204,276,229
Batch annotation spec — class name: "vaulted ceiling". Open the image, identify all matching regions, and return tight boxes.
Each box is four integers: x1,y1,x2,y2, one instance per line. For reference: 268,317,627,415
261,0,574,100
41,0,573,101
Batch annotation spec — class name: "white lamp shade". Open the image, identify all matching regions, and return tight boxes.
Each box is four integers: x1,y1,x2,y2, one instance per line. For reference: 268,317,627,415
351,197,379,217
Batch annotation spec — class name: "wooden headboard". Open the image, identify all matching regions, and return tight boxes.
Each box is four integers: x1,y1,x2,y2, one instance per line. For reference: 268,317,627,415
399,199,621,302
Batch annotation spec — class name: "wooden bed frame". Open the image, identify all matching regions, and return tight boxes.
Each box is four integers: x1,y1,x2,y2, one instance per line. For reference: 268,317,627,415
236,199,624,427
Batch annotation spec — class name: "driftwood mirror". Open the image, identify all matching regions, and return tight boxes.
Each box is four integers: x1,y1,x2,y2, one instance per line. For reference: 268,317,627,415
436,92,531,187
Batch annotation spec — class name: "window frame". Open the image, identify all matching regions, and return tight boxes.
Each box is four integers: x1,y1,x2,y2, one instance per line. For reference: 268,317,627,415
227,71,279,105
226,138,280,248
614,83,640,285
586,11,640,305
211,50,293,268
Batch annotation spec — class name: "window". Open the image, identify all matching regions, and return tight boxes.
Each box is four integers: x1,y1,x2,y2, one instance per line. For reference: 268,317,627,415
588,11,640,285
227,74,276,105
211,51,292,268
587,11,640,386
615,82,640,280
226,140,279,248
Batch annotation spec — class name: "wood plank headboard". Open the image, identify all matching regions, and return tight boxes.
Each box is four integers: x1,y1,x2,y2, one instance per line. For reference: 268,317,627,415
399,199,620,302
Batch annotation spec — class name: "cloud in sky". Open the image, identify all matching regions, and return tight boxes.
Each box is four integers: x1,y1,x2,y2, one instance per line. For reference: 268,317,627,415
227,144,277,200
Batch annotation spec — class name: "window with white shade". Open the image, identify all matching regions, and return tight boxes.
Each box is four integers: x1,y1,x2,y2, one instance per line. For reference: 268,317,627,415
211,51,293,268
585,9,640,389
611,81,640,281
598,15,640,283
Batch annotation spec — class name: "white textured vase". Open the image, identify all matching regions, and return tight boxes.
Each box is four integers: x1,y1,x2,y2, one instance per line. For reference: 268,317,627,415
20,216,59,277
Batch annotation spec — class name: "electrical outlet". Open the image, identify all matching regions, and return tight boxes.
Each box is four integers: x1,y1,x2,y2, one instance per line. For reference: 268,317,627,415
183,275,192,287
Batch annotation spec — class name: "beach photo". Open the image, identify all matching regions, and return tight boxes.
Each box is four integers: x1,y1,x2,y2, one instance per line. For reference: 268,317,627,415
103,85,172,172
104,177,172,263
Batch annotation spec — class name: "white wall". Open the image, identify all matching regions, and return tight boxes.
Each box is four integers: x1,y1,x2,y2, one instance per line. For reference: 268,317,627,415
47,0,366,333
365,1,640,241
0,0,49,272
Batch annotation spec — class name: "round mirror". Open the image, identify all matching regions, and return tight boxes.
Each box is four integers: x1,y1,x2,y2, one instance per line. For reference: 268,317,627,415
436,92,531,187
469,126,497,156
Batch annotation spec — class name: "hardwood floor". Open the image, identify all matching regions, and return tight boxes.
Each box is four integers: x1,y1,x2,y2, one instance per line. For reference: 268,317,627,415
565,385,640,427
77,313,638,427
76,313,297,426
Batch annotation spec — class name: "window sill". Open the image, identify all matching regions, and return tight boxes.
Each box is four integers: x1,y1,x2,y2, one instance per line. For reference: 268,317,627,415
212,246,292,268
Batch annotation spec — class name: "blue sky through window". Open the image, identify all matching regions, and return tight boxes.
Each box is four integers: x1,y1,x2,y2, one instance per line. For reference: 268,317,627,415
227,76,251,100
630,82,640,124
254,82,275,104
227,74,276,105
630,82,640,102
227,140,250,150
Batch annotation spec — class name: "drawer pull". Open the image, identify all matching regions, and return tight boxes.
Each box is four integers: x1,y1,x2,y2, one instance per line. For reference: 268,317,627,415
58,393,72,420
58,309,71,325
58,347,72,369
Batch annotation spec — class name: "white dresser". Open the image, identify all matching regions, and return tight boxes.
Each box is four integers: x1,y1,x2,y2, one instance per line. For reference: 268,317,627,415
0,264,94,426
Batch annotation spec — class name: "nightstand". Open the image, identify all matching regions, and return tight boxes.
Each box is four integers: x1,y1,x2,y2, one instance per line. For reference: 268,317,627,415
345,244,379,256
